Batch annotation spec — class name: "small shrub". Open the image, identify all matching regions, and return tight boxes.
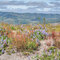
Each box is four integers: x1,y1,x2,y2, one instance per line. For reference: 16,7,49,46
31,29,48,41
11,26,15,30
27,41,37,50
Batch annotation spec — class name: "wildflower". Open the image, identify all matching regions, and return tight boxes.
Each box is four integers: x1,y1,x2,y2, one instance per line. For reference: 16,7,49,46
48,53,51,56
49,50,52,54
1,37,3,40
48,50,52,56
57,52,59,56
2,49,4,54
31,39,33,41
42,30,46,35
37,32,39,35
33,36,35,39
39,29,42,32
4,33,6,36
21,24,23,28
33,34,35,36
33,30,35,32
41,30,48,36
1,44,3,48
4,39,7,44
0,34,1,37
45,50,48,55
45,32,48,36
39,25,43,29
54,49,55,52
41,48,44,51
1,37,3,43
36,39,39,44
45,27,47,31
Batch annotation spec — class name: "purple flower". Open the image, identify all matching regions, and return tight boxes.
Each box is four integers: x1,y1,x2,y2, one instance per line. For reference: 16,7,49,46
2,49,4,53
21,24,23,27
1,37,3,40
42,30,46,35
48,53,51,56
33,34,35,36
36,39,39,44
39,25,43,29
33,30,35,32
54,49,55,52
4,33,6,36
57,52,59,56
33,36,35,39
0,34,1,37
37,32,39,35
45,27,47,31
4,39,7,44
41,30,48,36
39,29,42,32
31,39,33,41
45,50,48,55
1,44,3,48
1,37,3,43
1,39,3,42
49,50,52,55
45,32,48,36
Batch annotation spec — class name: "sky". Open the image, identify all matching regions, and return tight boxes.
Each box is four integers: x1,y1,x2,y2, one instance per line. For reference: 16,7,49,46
0,0,60,14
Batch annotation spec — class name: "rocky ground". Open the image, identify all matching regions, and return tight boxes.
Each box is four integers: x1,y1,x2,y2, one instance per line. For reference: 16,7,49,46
0,38,54,60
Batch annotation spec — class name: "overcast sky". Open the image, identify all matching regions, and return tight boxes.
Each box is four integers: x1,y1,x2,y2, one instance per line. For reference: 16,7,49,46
0,0,60,14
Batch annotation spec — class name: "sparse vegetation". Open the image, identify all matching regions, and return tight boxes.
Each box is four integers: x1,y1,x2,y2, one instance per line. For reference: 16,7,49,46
0,22,60,60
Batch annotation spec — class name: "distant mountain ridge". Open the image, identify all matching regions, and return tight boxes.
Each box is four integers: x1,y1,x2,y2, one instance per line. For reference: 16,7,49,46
0,12,60,24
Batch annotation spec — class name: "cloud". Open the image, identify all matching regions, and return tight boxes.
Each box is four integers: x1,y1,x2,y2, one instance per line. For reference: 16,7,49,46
0,1,25,5
0,1,60,13
0,1,48,8
0,1,52,8
55,0,60,1
0,5,7,9
50,2,60,7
